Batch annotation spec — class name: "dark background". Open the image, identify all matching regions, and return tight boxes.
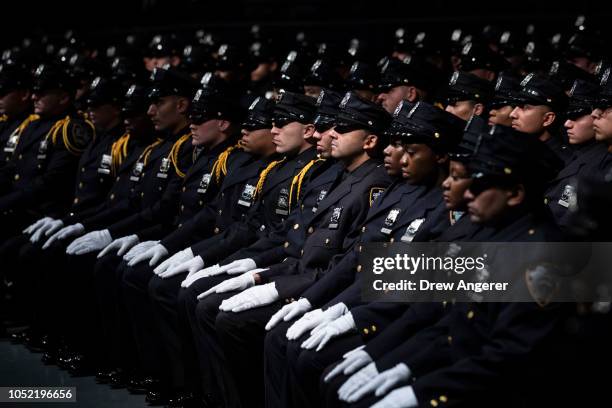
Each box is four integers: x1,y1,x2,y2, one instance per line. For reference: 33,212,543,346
2,0,611,48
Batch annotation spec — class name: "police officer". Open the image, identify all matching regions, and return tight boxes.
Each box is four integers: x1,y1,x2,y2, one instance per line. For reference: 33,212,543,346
0,63,95,238
0,62,34,167
458,41,509,81
324,125,566,408
510,73,573,165
444,71,493,121
590,68,612,179
488,72,522,127
263,101,464,408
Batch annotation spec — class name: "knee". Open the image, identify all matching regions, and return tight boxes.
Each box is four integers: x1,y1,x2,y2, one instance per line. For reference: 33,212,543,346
147,275,178,305
121,263,152,292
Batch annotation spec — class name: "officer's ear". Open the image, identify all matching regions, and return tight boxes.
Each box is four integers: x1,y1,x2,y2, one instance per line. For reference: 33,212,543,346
170,56,181,67
363,132,379,153
175,97,190,115
18,90,31,104
405,86,418,102
506,184,526,207
58,90,71,107
217,119,231,132
473,102,485,117
303,123,315,140
542,110,556,128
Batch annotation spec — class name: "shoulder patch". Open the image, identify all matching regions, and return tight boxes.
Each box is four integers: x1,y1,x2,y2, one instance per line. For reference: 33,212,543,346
69,121,93,150
525,263,560,307
369,187,386,207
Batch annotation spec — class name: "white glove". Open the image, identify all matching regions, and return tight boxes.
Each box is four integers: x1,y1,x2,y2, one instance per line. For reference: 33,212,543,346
344,363,411,403
197,269,268,300
128,243,169,267
266,298,312,331
324,347,372,382
42,223,85,249
338,362,379,402
154,247,194,276
286,302,348,341
157,255,203,278
23,217,53,234
369,386,418,408
66,229,113,255
301,312,356,352
180,264,222,288
31,219,63,243
97,235,139,258
223,258,257,275
122,240,159,262
219,282,278,313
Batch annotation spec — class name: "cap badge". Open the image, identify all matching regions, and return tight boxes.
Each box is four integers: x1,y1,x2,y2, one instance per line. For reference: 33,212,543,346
340,92,351,109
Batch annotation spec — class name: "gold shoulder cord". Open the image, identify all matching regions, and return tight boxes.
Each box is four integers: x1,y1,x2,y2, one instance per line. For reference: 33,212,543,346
0,114,7,122
254,158,286,200
288,158,325,210
139,138,165,165
110,132,131,176
48,114,96,156
210,143,242,184
6,114,39,155
168,133,192,179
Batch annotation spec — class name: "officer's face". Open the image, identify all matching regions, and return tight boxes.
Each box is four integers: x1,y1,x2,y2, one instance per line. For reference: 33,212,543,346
564,114,595,145
330,127,369,160
400,143,440,184
465,182,522,224
442,160,472,210
88,103,120,131
0,89,30,117
251,62,275,83
240,127,273,154
147,96,184,132
488,105,514,126
124,114,155,140
190,119,222,146
591,107,612,143
312,127,334,159
376,85,408,113
510,104,552,134
383,138,405,177
271,121,306,154
446,101,477,121
32,89,65,116
304,85,323,99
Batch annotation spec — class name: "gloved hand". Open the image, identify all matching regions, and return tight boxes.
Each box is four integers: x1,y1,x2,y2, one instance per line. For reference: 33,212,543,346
223,258,257,275
98,235,140,258
31,219,63,243
338,362,379,402
180,264,222,288
369,386,418,408
66,229,113,255
219,282,278,313
286,302,348,340
42,223,85,250
324,346,372,382
343,363,411,403
122,240,159,262
158,255,203,278
197,269,268,300
154,248,194,276
301,312,356,351
265,298,312,331
128,243,169,267
23,217,53,235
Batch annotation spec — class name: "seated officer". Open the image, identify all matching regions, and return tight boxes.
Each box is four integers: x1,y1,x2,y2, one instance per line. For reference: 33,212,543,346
375,56,436,114
444,71,493,121
0,61,34,167
544,79,609,232
186,91,391,408
509,73,573,165
0,63,95,239
263,101,464,408
325,125,566,408
487,72,521,127
590,67,612,180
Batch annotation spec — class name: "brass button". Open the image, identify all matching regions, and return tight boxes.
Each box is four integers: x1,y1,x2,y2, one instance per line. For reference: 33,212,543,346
544,197,548,204
110,193,115,200
81,167,85,172
324,238,330,245
301,204,304,210
182,186,186,192
430,400,438,407
300,249,304,256
214,227,220,234
361,226,366,233
178,223,183,228
439,396,448,403
99,178,104,183
528,229,535,235
73,198,79,204
293,223,299,230
356,265,362,273
14,174,20,181
116,176,120,181
363,328,369,335
18,154,23,159
198,200,203,205
389,237,394,243
283,241,289,248
447,336,453,344
78,182,83,188
308,227,314,234
180,205,185,211
467,310,474,319
158,186,162,191
140,192,144,197
371,325,376,332
218,209,222,215
358,245,363,253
